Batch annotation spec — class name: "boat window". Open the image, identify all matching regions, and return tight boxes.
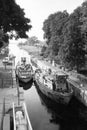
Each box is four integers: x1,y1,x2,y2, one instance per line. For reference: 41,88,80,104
52,75,69,92
36,69,42,73
55,75,67,83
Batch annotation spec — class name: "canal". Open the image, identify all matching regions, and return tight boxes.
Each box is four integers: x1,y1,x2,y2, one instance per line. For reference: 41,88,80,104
9,43,87,130
24,83,87,130
24,84,59,130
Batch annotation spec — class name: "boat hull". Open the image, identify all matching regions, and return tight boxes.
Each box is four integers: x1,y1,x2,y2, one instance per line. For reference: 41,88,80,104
34,79,73,105
20,78,33,90
16,74,33,88
15,62,34,84
17,74,33,83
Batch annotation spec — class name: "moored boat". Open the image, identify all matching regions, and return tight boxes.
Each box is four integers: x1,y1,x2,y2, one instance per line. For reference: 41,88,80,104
13,102,33,130
34,69,73,105
15,57,34,84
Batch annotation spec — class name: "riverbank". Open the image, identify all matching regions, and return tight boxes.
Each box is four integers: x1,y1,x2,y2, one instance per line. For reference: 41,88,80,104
19,45,80,78
19,45,87,83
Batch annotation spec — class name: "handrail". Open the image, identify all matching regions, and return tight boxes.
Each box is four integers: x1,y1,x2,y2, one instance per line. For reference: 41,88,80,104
23,102,33,130
12,103,16,130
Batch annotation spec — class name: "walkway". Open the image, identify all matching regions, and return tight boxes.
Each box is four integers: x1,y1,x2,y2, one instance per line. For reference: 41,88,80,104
0,58,24,129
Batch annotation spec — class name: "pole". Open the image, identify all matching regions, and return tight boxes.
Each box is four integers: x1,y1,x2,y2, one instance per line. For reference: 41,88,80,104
17,79,20,105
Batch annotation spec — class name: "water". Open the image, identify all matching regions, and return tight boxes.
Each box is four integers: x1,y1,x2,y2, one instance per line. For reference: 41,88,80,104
24,83,87,130
24,84,59,130
9,43,87,130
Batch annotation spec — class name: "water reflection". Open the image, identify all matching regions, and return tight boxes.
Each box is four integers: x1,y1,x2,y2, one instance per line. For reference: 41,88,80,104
35,83,87,130
17,78,33,90
24,85,59,130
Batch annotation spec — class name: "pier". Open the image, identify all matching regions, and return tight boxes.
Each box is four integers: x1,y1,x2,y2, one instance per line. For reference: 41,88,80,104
68,73,87,107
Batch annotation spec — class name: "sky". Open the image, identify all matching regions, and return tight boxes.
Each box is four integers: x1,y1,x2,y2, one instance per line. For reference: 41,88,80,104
16,0,84,41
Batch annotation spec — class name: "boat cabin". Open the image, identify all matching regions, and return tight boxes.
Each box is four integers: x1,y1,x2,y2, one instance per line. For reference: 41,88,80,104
35,68,70,92
42,73,69,92
53,74,69,92
21,57,26,63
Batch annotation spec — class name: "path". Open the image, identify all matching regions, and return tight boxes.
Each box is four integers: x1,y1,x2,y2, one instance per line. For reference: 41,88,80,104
0,58,24,129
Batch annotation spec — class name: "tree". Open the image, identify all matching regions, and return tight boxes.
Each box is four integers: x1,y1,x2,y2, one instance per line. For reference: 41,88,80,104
26,36,39,45
59,6,85,70
0,0,32,41
43,18,52,45
42,2,86,71
0,29,8,48
80,1,87,49
42,10,69,59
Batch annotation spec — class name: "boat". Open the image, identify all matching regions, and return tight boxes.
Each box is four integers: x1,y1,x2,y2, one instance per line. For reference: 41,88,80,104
35,83,79,122
12,102,33,130
34,69,73,105
15,57,34,84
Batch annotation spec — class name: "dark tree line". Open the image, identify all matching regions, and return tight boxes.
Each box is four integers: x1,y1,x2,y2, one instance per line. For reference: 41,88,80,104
42,1,87,71
0,0,32,48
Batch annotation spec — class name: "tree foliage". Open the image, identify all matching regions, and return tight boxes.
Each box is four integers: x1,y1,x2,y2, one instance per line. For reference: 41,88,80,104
43,11,69,58
0,0,32,41
42,1,87,71
26,36,39,45
59,7,85,70
0,29,9,48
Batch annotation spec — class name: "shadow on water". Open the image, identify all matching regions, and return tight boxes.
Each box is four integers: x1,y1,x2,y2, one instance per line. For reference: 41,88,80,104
18,78,33,90
35,82,87,130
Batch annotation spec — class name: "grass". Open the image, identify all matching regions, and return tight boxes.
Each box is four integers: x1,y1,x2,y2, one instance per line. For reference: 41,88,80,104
19,45,41,56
